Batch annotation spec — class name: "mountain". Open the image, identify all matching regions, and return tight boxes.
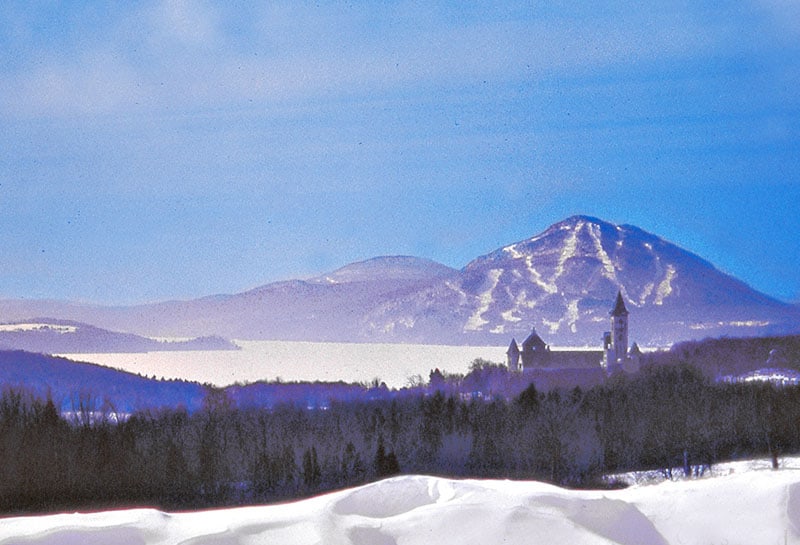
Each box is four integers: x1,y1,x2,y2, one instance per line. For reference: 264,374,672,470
0,256,459,342
0,319,238,354
363,215,800,345
1,219,797,346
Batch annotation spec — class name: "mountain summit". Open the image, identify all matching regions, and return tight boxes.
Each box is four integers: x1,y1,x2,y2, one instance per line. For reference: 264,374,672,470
1,217,797,345
309,256,456,285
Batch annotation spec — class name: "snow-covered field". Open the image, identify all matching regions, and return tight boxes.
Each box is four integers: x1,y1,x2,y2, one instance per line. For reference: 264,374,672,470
59,341,510,388
609,456,800,487
2,460,798,545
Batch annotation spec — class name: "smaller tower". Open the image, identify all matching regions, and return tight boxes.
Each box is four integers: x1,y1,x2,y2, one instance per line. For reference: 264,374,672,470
624,342,642,374
506,339,521,372
602,331,612,361
629,342,642,360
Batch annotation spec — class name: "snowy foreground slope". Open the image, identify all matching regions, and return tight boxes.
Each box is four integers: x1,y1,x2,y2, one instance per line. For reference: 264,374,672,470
2,469,799,545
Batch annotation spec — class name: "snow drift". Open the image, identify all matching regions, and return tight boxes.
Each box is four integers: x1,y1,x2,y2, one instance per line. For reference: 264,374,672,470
2,469,799,545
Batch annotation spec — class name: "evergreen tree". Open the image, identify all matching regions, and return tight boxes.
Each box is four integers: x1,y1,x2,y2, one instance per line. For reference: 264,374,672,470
374,436,401,478
302,446,321,488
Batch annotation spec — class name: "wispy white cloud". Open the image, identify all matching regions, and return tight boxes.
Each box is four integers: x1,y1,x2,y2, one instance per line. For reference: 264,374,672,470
753,0,800,40
148,0,220,48
0,1,774,119
7,51,145,117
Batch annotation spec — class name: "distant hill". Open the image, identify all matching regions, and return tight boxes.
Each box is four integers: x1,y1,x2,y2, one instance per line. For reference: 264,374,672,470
1,218,798,346
0,351,391,414
0,350,206,414
0,256,459,342
0,319,238,354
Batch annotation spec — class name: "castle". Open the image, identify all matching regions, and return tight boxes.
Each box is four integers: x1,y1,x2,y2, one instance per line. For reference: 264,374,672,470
507,290,641,375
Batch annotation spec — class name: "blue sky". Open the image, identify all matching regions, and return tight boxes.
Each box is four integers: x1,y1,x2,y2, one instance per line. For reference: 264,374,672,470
1,1,798,304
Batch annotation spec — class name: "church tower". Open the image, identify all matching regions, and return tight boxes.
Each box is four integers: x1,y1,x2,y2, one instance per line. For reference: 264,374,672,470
603,291,629,373
609,290,629,365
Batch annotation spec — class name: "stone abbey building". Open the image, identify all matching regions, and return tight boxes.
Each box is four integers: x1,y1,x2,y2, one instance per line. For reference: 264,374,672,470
507,291,641,375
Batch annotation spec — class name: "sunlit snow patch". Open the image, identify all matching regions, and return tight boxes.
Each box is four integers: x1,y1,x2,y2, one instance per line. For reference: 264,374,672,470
553,220,580,281
588,222,618,281
654,264,676,305
464,269,503,331
719,368,800,386
689,320,771,330
0,322,78,333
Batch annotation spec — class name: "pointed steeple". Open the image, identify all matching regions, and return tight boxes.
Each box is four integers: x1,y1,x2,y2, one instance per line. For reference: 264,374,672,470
506,338,520,356
610,291,629,317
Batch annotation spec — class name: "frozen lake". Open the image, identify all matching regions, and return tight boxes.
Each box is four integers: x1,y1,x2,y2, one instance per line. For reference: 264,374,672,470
61,341,509,388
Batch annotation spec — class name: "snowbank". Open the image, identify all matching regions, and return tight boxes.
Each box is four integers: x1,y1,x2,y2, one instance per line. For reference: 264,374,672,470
1,469,799,545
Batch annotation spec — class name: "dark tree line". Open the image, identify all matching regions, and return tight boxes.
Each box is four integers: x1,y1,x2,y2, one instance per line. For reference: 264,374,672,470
655,334,800,376
1,361,799,514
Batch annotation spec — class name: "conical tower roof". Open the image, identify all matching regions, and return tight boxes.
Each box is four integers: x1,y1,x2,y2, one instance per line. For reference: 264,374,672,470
506,338,520,355
610,291,629,317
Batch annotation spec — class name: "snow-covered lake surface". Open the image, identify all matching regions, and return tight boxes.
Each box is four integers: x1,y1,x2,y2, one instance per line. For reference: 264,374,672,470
2,458,799,545
59,341,510,388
